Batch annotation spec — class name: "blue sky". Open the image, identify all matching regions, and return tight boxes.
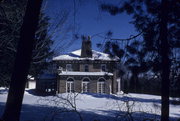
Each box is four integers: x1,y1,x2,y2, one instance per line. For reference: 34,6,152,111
45,0,137,54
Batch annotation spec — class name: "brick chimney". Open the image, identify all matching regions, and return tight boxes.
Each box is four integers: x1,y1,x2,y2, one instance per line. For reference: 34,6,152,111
81,36,92,58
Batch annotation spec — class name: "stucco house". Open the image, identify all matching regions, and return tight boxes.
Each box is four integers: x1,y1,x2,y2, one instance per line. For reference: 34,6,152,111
51,36,120,94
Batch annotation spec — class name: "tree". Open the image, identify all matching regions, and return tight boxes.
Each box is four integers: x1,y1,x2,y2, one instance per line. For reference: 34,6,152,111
0,0,26,86
100,0,179,120
30,13,53,77
159,0,170,120
99,34,151,93
1,0,42,120
0,0,53,86
125,41,150,93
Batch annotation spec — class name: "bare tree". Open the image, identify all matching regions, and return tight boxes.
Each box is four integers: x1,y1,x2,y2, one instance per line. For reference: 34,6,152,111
110,93,160,121
0,0,76,85
0,0,51,84
38,93,83,121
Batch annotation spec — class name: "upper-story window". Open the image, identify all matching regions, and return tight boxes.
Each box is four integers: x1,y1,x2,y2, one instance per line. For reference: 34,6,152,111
84,64,89,72
66,64,72,71
101,64,106,72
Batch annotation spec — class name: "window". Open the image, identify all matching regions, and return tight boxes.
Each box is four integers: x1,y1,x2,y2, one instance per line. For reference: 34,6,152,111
101,64,106,72
97,78,105,93
66,64,72,71
82,78,90,93
84,64,89,72
57,66,63,73
66,78,74,93
117,78,121,93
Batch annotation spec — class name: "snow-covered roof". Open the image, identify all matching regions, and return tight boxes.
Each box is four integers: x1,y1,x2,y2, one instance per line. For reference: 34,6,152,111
38,73,56,79
59,71,113,76
53,49,119,61
27,75,35,80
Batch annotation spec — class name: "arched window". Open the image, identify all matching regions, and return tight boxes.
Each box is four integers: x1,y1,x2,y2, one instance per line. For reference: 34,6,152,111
97,78,106,93
66,78,74,93
82,78,90,93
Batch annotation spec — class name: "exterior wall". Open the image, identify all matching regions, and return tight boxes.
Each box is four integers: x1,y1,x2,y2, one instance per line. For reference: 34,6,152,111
56,60,118,73
55,60,119,94
58,63,80,71
58,75,113,94
75,79,82,92
58,79,66,93
89,79,97,93
112,70,117,93
26,81,36,89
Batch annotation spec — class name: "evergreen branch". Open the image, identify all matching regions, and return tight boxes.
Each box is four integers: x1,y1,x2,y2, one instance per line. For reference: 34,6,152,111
109,32,143,41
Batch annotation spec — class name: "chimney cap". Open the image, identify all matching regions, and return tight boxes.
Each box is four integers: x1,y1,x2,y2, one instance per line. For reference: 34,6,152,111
82,35,91,42
88,36,91,41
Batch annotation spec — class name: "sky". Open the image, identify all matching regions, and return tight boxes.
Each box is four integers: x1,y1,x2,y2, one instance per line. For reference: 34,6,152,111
44,0,137,54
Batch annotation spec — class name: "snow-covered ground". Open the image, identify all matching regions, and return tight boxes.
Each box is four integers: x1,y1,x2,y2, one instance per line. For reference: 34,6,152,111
0,88,180,121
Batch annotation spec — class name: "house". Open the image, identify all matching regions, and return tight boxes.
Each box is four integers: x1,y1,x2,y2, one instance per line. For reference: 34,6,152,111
36,73,57,94
26,75,36,89
52,36,120,94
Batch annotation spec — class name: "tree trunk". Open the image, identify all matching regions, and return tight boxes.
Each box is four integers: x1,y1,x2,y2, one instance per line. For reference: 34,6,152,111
160,0,170,121
1,0,42,121
130,71,138,93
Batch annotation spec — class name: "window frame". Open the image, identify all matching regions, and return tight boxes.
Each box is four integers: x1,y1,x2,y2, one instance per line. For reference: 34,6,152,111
66,64,72,71
97,78,106,94
101,64,106,72
66,78,74,93
82,77,90,93
84,64,89,72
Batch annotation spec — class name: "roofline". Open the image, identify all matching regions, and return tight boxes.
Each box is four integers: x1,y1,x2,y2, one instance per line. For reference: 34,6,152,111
52,59,120,62
53,49,120,61
59,71,114,76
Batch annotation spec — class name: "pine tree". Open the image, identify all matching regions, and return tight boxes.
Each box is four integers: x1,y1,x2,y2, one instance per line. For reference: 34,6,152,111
30,13,53,77
100,0,179,120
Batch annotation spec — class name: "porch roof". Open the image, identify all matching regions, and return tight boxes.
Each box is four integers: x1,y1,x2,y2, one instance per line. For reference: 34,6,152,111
59,71,113,76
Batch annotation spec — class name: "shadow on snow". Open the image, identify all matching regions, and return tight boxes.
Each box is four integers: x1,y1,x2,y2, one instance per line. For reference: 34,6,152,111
0,100,179,121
